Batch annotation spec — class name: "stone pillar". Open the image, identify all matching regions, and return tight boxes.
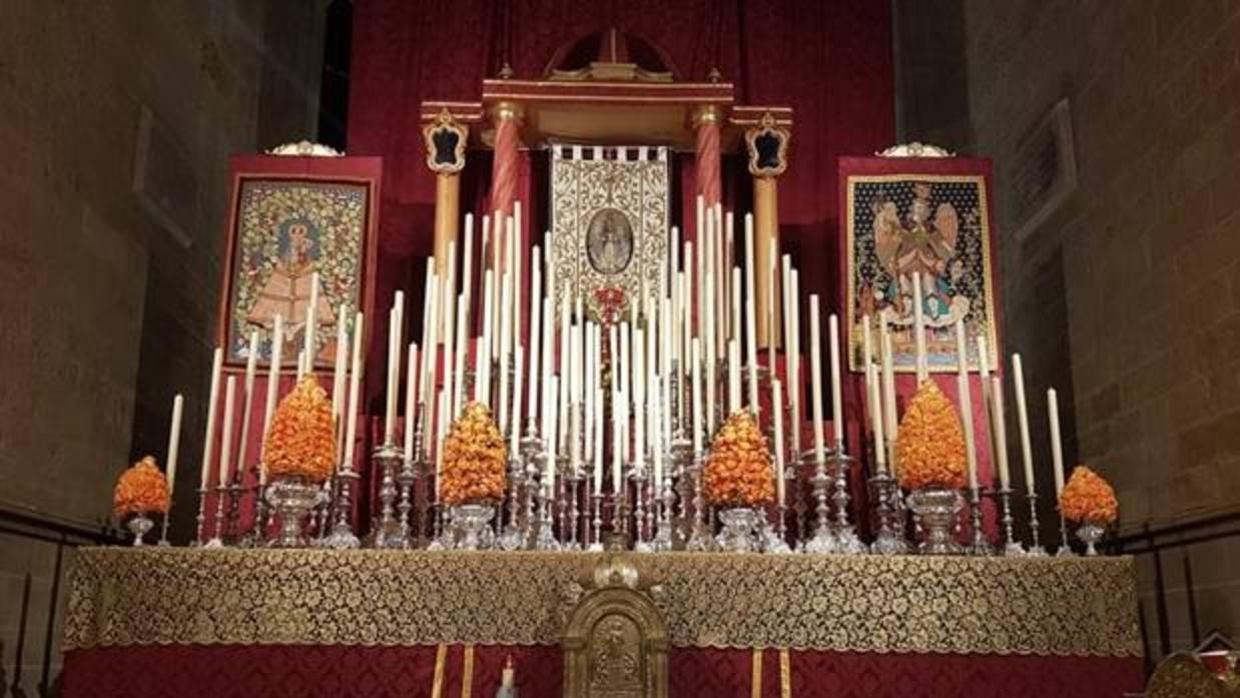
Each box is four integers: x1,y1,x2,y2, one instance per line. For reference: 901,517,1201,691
745,113,791,349
422,109,469,276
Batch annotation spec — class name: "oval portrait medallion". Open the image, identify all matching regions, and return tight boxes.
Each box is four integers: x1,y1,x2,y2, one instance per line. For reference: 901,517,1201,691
586,208,634,275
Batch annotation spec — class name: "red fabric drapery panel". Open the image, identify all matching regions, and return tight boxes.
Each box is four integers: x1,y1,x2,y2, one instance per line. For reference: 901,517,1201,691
63,645,1142,698
347,0,895,406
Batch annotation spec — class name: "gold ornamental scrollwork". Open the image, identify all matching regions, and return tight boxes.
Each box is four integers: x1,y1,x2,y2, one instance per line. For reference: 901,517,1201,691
64,548,1142,658
744,112,790,178
423,108,469,174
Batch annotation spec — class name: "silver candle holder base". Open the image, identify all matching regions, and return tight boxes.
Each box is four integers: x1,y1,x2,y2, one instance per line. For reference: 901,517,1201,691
868,472,909,555
994,488,1026,556
965,486,993,556
685,455,714,551
1055,514,1076,557
803,455,836,554
828,453,866,555
1024,491,1048,557
368,443,407,549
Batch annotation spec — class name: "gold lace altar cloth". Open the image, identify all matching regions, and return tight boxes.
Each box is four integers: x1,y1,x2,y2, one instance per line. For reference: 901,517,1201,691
64,549,1140,657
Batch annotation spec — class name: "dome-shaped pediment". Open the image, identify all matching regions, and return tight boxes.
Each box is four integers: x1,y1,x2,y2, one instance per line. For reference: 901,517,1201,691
544,28,676,83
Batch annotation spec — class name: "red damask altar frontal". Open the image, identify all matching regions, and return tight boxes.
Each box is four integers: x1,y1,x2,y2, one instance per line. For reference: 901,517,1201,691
61,549,1143,698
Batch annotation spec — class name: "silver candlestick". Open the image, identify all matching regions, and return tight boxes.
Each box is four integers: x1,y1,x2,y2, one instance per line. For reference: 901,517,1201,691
1025,491,1047,557
631,467,650,552
685,454,713,551
323,469,360,549
994,487,1025,556
589,491,604,551
1056,513,1075,556
394,454,417,549
868,471,908,555
498,454,526,550
309,481,333,547
966,486,993,556
828,452,866,554
803,451,836,554
369,443,405,548
204,484,230,548
670,434,694,547
651,478,675,551
191,486,209,547
532,476,560,551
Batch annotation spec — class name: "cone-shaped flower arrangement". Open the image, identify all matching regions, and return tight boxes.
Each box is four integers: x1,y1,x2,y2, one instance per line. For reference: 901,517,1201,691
440,401,507,506
704,410,776,507
113,455,171,518
895,380,967,490
1060,466,1118,524
264,376,337,483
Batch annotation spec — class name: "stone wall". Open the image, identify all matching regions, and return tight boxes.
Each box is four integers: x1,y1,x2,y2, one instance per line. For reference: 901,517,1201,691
898,0,1240,656
0,1,324,691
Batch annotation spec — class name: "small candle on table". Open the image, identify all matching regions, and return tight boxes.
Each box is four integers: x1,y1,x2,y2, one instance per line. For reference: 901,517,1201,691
218,376,237,489
1012,353,1036,496
828,313,845,451
955,320,978,490
343,312,365,473
166,393,184,501
809,295,826,463
1048,388,1066,497
199,347,224,491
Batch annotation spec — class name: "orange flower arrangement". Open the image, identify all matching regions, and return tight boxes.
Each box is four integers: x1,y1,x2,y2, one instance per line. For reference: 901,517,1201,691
1059,465,1118,524
440,401,507,505
264,376,337,483
895,380,967,490
704,411,776,507
113,456,170,518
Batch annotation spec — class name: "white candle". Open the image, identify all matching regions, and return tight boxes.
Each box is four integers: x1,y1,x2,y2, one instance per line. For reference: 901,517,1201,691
912,273,927,382
418,265,436,405
634,328,646,470
235,330,260,480
1012,353,1036,496
867,363,887,474
691,338,703,454
558,295,570,448
260,316,283,485
384,305,400,443
544,376,558,490
343,312,365,473
728,338,741,413
652,369,663,485
809,296,826,463
498,270,513,429
510,345,523,455
731,266,741,346
828,314,845,450
594,385,604,495
166,394,184,497
611,324,623,491
991,374,1011,490
435,387,449,495
977,334,997,485
477,271,494,404
440,245,456,416
773,378,785,504
303,271,320,368
789,271,801,455
295,350,305,381
1048,388,1066,496
880,312,897,465
955,320,977,490
744,214,758,413
570,321,581,471
331,306,348,444
451,302,466,417
526,246,542,427
218,376,237,489
200,347,224,491
404,342,419,460
861,314,873,389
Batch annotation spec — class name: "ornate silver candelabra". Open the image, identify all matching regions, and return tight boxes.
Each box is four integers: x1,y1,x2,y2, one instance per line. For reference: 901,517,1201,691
630,466,651,552
685,453,713,551
1025,491,1047,556
368,443,406,548
868,471,908,555
828,452,865,554
803,451,836,554
532,469,560,551
1056,512,1075,557
994,487,1025,556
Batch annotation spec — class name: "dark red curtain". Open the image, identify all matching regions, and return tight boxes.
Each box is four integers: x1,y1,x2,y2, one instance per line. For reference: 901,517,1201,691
347,0,895,386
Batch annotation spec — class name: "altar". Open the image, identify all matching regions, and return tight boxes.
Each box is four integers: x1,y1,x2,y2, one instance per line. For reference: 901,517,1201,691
62,548,1143,697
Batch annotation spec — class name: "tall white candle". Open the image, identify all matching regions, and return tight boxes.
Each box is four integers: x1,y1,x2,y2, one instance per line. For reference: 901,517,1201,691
809,296,826,463
421,271,439,408
404,343,419,459
991,374,1011,490
440,245,456,418
611,323,623,491
218,376,237,489
977,334,998,485
343,312,365,473
728,338,741,413
451,302,466,417
1012,353,1036,496
303,271,321,368
384,305,400,443
862,314,873,390
1048,388,1066,496
594,385,604,495
200,347,224,491
541,295,554,438
744,214,758,413
435,387,449,495
651,369,663,485
166,394,184,498
477,271,494,404
880,311,897,464
331,306,348,443
828,314,845,450
526,246,542,426
731,266,742,346
634,328,646,470
558,295,570,448
510,345,523,454
773,378,786,504
912,273,927,382
235,331,260,480
260,316,283,485
955,320,977,490
789,271,801,455
544,376,558,490
691,338,703,453
498,270,513,429
868,364,887,472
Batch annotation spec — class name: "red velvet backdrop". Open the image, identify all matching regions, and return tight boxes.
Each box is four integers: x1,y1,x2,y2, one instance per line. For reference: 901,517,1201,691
347,0,895,408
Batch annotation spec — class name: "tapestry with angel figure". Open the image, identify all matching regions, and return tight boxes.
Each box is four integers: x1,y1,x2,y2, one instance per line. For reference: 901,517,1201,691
840,156,1000,373
216,154,381,368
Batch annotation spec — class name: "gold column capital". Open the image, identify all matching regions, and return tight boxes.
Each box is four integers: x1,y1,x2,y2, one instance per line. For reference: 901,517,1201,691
691,104,722,128
490,100,524,124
